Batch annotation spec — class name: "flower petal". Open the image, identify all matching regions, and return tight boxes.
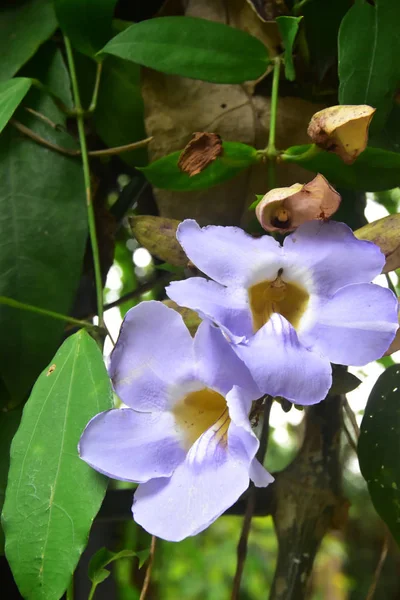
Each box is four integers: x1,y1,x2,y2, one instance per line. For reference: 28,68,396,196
194,322,260,398
133,418,258,541
177,219,282,288
250,459,274,487
301,283,399,365
167,277,252,341
109,301,194,411
235,314,332,405
283,221,385,296
79,409,186,483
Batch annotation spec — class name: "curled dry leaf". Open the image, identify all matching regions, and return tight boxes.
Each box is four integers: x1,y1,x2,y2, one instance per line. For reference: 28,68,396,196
255,173,341,232
354,213,400,274
129,215,187,267
163,300,202,336
178,132,223,176
307,105,376,165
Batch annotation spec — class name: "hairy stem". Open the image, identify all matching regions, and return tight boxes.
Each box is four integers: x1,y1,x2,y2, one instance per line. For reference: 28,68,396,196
64,36,104,327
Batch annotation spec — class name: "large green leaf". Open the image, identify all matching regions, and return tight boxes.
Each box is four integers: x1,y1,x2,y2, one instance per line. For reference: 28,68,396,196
358,364,400,548
0,0,57,82
0,78,31,134
0,409,22,554
54,0,117,58
303,0,351,77
100,16,269,84
281,144,400,192
2,331,113,600
0,84,86,405
338,0,400,133
276,16,302,81
20,41,73,110
140,142,259,191
94,56,147,166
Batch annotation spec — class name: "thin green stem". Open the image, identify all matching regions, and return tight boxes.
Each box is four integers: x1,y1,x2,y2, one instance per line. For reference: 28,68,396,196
88,62,103,113
64,36,104,328
267,58,281,158
0,296,101,332
88,582,97,600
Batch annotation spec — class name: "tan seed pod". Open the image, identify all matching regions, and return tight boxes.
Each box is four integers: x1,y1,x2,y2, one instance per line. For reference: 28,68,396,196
307,105,376,164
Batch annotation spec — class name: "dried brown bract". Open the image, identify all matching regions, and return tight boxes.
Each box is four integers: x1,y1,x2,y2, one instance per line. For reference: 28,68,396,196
178,132,223,177
256,174,341,233
307,105,376,164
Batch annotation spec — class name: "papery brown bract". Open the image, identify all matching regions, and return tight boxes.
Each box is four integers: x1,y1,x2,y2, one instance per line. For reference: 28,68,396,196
255,174,341,233
307,105,375,165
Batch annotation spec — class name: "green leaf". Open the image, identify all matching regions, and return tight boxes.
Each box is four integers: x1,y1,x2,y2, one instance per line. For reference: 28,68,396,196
0,78,31,134
276,16,302,81
54,0,118,58
338,0,400,133
0,87,86,405
100,16,269,84
94,56,147,166
0,0,57,82
140,142,259,191
20,41,73,110
88,547,149,600
358,364,400,548
303,0,351,78
329,368,361,396
89,547,149,583
0,409,22,554
2,331,113,600
281,144,400,192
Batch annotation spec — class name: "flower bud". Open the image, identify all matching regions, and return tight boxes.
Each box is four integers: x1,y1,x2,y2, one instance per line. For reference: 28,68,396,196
129,215,187,266
255,174,341,233
307,105,375,164
355,213,400,273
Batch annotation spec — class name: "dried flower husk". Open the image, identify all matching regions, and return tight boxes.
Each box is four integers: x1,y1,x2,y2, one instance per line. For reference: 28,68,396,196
256,173,341,233
307,105,376,164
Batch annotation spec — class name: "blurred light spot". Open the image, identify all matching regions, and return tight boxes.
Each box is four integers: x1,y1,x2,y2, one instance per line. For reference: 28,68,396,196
106,265,123,290
365,192,389,221
126,238,139,252
133,247,152,268
117,173,131,189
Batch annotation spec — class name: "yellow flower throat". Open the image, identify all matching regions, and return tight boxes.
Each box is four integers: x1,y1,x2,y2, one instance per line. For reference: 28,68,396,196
172,388,229,450
248,272,309,333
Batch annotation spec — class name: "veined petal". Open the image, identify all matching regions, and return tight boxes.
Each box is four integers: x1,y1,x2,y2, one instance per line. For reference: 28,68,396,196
177,219,283,288
235,314,332,405
79,409,186,483
167,277,252,341
133,415,259,541
283,221,385,297
194,323,260,399
301,283,398,365
109,301,194,411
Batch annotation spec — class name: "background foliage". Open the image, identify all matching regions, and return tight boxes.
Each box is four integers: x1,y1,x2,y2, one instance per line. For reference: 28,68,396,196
1,0,400,599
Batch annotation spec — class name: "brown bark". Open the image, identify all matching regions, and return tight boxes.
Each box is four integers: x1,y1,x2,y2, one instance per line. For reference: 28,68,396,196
269,396,346,600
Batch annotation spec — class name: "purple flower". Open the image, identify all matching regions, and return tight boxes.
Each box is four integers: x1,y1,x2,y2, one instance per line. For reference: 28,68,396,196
167,220,398,405
79,301,272,542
